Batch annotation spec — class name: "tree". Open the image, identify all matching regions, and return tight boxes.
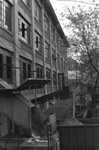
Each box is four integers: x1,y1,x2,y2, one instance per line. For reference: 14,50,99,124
60,5,99,94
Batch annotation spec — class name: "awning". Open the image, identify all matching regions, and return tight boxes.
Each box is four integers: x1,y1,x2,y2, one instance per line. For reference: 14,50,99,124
0,79,14,91
17,78,51,91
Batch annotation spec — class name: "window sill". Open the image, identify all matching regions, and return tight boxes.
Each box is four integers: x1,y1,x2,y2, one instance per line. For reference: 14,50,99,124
44,30,50,36
0,25,13,36
34,16,42,26
21,0,31,11
19,39,32,48
36,49,43,56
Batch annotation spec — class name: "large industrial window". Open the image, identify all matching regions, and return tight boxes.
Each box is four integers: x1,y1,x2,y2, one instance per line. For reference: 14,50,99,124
18,15,30,44
53,71,56,85
36,64,43,78
28,64,31,78
35,31,42,53
57,54,60,69
0,0,12,31
46,68,51,79
6,56,11,79
23,62,26,80
20,57,31,83
51,26,55,44
46,68,51,92
45,41,50,59
34,0,41,22
44,15,49,33
0,54,3,78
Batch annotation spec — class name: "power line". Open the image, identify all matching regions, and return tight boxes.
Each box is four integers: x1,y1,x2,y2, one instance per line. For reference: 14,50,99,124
57,0,99,5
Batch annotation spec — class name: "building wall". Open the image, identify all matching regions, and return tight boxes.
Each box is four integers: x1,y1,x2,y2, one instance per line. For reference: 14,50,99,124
0,0,69,106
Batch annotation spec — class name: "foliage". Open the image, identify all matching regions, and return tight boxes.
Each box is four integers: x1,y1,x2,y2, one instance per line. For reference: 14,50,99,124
60,5,99,92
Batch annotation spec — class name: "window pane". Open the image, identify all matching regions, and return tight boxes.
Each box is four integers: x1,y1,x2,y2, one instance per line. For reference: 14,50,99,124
0,54,3,78
23,62,26,79
28,64,31,78
18,15,30,44
6,56,11,79
36,64,43,78
3,0,11,31
0,1,2,21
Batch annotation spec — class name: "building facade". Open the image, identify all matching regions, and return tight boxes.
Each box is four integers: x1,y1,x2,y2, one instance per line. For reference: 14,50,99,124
0,0,69,102
0,0,70,144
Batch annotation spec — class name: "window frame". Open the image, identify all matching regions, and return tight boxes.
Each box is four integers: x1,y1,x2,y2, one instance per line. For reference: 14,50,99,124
0,54,3,78
0,0,12,31
6,56,12,79
44,15,49,33
18,14,30,45
35,31,42,53
53,71,57,85
46,68,51,79
36,64,43,78
34,0,41,22
51,26,55,44
45,41,50,59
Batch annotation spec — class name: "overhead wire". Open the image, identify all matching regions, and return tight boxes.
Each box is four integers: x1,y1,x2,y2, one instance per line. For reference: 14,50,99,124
57,0,99,5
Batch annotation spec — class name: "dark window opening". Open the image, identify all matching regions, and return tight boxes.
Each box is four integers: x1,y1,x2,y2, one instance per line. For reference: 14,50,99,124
36,65,43,78
6,56,11,79
22,22,25,38
0,54,3,78
23,62,26,80
0,0,12,31
28,64,31,78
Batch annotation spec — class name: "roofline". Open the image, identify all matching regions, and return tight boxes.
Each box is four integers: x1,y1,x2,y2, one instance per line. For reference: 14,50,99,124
42,0,69,48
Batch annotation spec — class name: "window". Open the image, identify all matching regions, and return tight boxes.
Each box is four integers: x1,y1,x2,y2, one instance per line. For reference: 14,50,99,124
20,57,31,82
44,15,49,32
57,54,60,69
34,1,41,22
35,31,42,53
46,68,51,92
22,0,29,7
0,0,12,31
0,54,3,78
46,68,51,79
6,56,11,79
53,71,56,85
52,49,56,65
51,26,55,44
22,61,31,80
28,64,31,78
0,53,12,81
23,62,26,80
45,41,50,59
56,34,59,51
18,15,30,44
36,64,43,78
61,58,63,71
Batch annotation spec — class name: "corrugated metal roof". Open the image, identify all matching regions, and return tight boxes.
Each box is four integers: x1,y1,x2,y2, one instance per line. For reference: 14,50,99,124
0,79,14,90
17,78,51,91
